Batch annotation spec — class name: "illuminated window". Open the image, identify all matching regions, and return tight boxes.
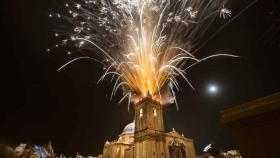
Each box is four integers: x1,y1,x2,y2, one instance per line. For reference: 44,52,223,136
153,107,157,116
140,108,143,118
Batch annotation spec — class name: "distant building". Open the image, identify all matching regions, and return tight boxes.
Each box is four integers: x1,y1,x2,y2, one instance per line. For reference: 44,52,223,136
98,97,196,158
15,144,28,156
201,143,241,158
223,150,242,158
199,143,242,158
14,141,55,158
15,144,35,158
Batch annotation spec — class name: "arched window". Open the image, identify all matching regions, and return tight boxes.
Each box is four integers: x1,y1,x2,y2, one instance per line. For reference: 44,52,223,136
153,107,157,116
140,108,143,118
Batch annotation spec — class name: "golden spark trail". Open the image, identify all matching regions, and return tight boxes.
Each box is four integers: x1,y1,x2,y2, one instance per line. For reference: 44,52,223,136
49,0,239,107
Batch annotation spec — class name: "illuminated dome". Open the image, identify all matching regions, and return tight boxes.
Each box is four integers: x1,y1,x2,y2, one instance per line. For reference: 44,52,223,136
122,121,135,134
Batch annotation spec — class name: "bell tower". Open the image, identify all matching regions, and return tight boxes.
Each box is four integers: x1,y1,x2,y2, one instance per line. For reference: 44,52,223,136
135,97,164,132
134,97,166,158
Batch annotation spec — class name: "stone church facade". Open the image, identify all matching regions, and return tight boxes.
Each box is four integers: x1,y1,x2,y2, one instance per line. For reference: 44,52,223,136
99,98,196,158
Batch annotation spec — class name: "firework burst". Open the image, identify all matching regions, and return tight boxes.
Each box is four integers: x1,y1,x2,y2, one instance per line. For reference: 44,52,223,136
49,0,238,108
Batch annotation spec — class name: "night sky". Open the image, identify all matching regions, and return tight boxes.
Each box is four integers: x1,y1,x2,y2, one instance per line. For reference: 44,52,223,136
1,0,279,156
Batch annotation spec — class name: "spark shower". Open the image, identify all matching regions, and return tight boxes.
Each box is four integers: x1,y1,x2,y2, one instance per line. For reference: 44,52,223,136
48,0,238,108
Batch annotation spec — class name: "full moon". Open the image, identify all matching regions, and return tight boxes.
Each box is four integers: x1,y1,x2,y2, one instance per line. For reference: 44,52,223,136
208,84,218,94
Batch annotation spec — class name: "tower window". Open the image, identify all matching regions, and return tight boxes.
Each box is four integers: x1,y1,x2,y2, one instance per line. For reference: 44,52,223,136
153,107,157,116
140,108,143,118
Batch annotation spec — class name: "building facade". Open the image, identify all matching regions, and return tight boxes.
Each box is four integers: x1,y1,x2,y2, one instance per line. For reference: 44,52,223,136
221,92,280,158
13,141,54,158
99,98,196,158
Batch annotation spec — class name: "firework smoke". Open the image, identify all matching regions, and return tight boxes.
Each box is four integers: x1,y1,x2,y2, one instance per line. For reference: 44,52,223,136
49,0,238,108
